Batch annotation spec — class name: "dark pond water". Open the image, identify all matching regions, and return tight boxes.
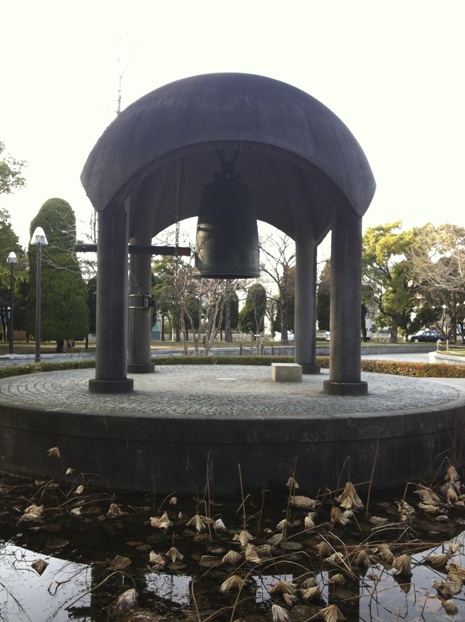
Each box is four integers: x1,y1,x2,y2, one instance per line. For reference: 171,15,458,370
1,472,465,621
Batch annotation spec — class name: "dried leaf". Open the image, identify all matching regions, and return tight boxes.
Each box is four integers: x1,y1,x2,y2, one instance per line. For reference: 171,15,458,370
169,496,177,505
47,447,61,458
149,551,166,566
335,482,364,510
276,519,292,532
244,543,261,564
74,485,85,495
107,503,123,517
220,575,245,593
330,507,350,526
418,502,442,514
377,544,395,564
115,587,138,610
268,580,297,595
286,476,299,489
282,593,299,607
352,549,371,568
267,533,283,546
300,576,317,589
186,514,206,532
447,486,458,503
233,530,253,546
425,553,451,570
213,518,227,533
31,559,48,575
325,552,346,566
414,484,442,504
290,495,319,510
19,504,44,522
150,511,171,529
165,546,183,562
107,555,132,571
319,604,346,621
444,599,458,615
70,507,82,517
445,466,460,483
65,467,74,476
221,550,243,566
300,586,321,601
434,577,463,598
392,553,412,576
316,541,332,558
271,604,293,622
369,516,389,526
328,573,346,586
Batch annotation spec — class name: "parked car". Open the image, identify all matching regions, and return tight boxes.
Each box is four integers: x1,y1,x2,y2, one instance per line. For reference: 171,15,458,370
409,329,445,343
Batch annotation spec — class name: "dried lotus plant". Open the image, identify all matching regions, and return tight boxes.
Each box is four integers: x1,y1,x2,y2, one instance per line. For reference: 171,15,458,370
445,466,460,484
165,546,184,562
47,447,61,458
268,579,297,596
290,495,319,510
32,559,48,575
244,543,262,564
414,484,442,504
319,604,346,621
351,548,372,568
149,551,166,566
271,604,293,622
19,504,44,522
221,550,243,566
300,585,321,601
335,482,364,510
316,540,333,558
115,587,138,610
186,514,206,532
330,507,352,526
444,599,459,615
392,553,412,576
425,553,452,570
213,518,227,533
377,544,395,564
220,575,245,593
328,573,346,586
232,530,253,547
107,503,123,517
276,518,292,532
150,511,171,529
286,476,299,490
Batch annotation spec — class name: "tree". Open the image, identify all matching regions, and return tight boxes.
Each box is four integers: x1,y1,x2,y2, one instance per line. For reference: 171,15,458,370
0,209,27,340
238,283,267,335
0,142,26,195
316,259,331,331
407,223,465,341
260,232,295,344
362,222,417,341
26,198,89,351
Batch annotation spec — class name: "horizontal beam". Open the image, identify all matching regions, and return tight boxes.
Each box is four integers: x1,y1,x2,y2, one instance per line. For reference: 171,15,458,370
74,244,191,257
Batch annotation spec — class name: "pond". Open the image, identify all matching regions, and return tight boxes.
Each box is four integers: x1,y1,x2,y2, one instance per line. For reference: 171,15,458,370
1,469,465,621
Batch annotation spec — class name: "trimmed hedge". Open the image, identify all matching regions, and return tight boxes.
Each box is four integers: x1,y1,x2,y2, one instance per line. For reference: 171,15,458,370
0,355,464,379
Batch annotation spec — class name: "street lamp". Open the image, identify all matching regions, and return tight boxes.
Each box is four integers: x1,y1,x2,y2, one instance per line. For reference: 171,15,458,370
31,227,48,363
6,251,17,354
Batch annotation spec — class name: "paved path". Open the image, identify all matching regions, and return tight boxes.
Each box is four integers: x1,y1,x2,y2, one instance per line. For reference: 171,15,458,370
0,365,463,419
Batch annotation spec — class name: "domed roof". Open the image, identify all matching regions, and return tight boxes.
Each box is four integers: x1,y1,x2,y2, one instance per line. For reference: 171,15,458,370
81,73,375,240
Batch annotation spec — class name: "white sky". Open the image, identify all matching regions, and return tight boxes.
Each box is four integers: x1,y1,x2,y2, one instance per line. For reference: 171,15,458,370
1,0,464,251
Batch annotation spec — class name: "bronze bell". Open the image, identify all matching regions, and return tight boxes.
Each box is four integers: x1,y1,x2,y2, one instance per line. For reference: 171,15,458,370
194,152,260,279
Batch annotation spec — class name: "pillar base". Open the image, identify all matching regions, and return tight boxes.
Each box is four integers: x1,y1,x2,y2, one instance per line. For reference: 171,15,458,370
301,365,320,375
323,380,368,396
89,378,134,394
127,363,155,374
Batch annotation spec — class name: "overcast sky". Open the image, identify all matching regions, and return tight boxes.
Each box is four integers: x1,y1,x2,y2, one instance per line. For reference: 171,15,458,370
1,0,463,253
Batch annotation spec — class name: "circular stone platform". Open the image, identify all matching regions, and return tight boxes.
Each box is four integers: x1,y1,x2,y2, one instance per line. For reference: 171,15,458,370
0,366,464,495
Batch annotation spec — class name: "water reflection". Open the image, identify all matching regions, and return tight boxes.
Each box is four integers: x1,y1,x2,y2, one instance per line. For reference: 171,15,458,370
2,533,465,620
0,541,91,621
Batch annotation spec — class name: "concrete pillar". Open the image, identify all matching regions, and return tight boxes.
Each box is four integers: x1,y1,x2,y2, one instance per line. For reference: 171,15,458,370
127,242,155,373
89,204,134,394
294,234,320,374
323,207,367,395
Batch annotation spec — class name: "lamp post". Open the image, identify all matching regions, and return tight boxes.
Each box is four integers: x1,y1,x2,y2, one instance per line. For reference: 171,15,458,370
31,227,48,363
6,252,17,354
